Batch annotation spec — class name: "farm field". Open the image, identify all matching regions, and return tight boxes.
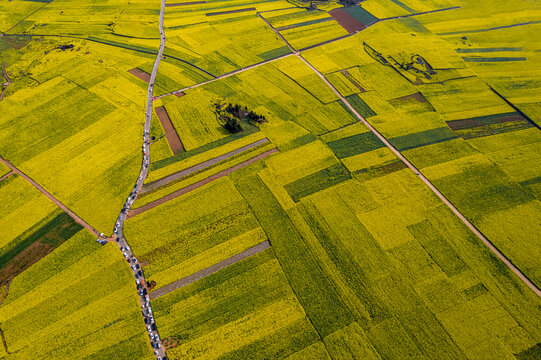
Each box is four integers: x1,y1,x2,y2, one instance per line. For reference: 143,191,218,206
0,35,153,233
301,4,541,289
1,0,541,359
0,230,154,359
125,113,541,359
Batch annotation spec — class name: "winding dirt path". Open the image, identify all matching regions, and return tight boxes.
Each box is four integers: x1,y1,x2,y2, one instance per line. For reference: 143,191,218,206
0,156,100,236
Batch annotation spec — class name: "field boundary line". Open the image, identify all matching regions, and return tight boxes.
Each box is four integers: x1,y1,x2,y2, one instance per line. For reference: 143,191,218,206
0,156,100,236
149,240,271,299
3,33,216,78
0,65,11,101
3,0,52,34
155,53,295,99
156,6,461,98
295,53,541,298
141,138,270,194
489,86,541,130
129,148,278,217
0,171,13,183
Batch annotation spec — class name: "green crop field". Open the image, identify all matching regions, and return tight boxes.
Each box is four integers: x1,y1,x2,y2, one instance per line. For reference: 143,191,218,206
1,0,540,359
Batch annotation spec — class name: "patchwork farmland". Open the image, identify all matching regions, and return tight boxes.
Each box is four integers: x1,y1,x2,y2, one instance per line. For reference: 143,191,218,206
1,0,540,359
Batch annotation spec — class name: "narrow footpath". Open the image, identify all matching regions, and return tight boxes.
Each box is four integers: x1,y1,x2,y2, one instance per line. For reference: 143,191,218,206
295,54,541,298
0,156,100,237
254,3,541,298
111,0,168,358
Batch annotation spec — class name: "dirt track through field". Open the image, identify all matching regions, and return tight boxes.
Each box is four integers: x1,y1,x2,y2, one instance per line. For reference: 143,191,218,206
129,148,277,217
157,6,461,100
0,171,13,183
149,240,271,299
295,53,541,299
141,137,269,194
0,156,100,236
155,106,185,155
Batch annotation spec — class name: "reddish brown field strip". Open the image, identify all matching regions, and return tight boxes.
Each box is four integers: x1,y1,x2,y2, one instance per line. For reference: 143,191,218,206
174,91,185,98
129,148,277,217
141,138,269,194
391,92,428,104
342,70,366,92
128,68,151,83
155,106,185,155
446,112,527,130
206,7,255,16
149,240,271,299
329,8,365,33
165,1,205,6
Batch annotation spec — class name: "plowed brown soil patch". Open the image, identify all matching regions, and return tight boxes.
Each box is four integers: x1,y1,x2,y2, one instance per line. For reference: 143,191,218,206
0,241,55,285
446,112,526,131
128,68,151,83
329,8,365,33
174,91,185,98
391,92,428,104
155,106,185,155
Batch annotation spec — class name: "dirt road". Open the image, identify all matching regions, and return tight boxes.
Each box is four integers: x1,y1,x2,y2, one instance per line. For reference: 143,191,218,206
295,54,541,299
0,156,100,236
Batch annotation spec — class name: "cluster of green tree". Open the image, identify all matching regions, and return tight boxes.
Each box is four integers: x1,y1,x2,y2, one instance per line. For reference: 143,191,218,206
213,101,266,134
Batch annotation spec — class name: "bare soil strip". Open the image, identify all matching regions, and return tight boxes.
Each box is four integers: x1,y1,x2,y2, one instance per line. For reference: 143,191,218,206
446,112,526,131
206,7,255,16
129,148,277,217
0,171,13,183
128,68,151,83
0,156,100,236
141,138,269,194
329,8,365,33
166,1,205,6
174,91,185,98
155,106,185,155
149,240,271,299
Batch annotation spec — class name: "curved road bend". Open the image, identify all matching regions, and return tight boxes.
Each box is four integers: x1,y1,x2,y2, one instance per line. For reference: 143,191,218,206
112,0,168,358
296,55,541,299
